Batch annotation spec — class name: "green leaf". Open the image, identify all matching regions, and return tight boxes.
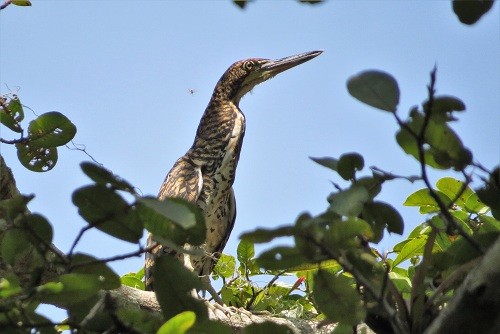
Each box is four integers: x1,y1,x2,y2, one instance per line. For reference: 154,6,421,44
0,275,22,299
38,273,104,306
256,246,309,270
356,176,383,199
1,229,31,266
403,188,452,213
153,256,207,320
121,274,145,290
212,253,236,279
16,143,58,172
337,153,364,180
323,218,374,251
187,320,233,334
19,214,54,255
237,239,255,264
289,259,341,273
70,253,121,290
310,156,338,171
363,201,404,237
392,236,427,267
28,112,76,148
116,308,164,333
433,232,499,270
12,0,32,6
242,322,292,334
140,197,205,246
331,323,355,334
347,70,400,112
436,177,475,209
0,194,33,220
452,0,494,25
476,167,500,220
423,95,465,122
72,185,143,243
313,270,365,326
328,185,369,216
157,311,196,334
396,112,472,170
0,96,23,132
240,226,296,243
80,162,135,193
389,269,412,295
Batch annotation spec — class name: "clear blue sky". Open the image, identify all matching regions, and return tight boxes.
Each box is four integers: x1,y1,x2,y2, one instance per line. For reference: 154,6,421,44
1,0,499,322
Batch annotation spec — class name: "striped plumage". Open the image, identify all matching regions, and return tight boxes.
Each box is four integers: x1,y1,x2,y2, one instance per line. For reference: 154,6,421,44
145,51,322,292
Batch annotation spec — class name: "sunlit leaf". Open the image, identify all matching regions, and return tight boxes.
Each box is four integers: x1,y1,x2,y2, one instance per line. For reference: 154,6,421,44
12,0,32,6
404,188,452,213
237,239,255,264
436,177,474,209
392,236,427,267
121,274,145,290
213,253,236,279
347,70,399,112
157,311,196,334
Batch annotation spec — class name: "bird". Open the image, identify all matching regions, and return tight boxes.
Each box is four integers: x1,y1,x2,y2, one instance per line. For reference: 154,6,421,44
144,50,322,296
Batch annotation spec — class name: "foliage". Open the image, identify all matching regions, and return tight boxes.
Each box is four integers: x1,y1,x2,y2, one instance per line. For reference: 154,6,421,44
0,93,76,172
0,2,498,334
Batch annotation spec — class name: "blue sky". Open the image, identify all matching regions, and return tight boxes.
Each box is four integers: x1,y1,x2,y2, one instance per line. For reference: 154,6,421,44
1,0,499,321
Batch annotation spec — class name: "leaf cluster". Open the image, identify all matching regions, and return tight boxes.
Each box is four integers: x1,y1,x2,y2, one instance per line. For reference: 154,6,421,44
1,94,77,172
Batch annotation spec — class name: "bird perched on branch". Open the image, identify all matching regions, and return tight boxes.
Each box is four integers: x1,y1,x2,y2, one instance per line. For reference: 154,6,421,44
145,50,322,297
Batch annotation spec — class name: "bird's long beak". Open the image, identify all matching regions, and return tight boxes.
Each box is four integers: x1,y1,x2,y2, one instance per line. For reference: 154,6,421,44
237,50,323,100
261,50,323,76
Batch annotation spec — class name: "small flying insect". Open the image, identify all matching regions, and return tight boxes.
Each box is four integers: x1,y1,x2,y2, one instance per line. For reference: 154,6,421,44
188,88,196,95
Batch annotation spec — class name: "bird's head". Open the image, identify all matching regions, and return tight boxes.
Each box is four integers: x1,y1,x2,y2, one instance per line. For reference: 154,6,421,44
212,50,323,105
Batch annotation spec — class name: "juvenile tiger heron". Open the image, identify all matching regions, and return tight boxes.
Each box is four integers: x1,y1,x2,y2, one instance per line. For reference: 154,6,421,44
145,50,322,297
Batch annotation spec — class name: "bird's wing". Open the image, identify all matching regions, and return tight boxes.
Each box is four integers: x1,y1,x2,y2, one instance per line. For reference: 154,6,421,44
145,157,203,291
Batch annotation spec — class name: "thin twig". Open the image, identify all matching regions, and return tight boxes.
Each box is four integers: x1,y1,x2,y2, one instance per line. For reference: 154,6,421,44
0,0,12,10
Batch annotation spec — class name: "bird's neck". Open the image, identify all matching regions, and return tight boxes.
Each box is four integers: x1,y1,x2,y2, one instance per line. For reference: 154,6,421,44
187,98,246,164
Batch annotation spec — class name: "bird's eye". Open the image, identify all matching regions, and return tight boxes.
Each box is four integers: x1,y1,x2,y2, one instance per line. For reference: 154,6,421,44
244,61,254,71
